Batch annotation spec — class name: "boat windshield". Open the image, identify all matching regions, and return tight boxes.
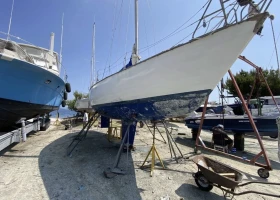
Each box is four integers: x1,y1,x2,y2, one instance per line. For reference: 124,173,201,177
0,39,34,63
19,44,60,73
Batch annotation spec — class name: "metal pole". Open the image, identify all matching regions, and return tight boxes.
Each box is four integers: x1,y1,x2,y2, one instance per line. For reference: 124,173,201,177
112,124,131,169
221,79,224,125
21,120,26,142
219,0,228,25
195,96,209,147
192,0,212,38
7,0,15,41
228,69,271,169
59,13,64,74
135,0,139,57
162,121,184,158
91,22,96,86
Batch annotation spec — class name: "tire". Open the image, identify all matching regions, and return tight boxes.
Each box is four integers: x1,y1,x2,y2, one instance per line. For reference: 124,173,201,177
63,91,68,100
257,168,269,179
194,172,213,191
270,135,278,139
65,83,71,93
61,100,66,107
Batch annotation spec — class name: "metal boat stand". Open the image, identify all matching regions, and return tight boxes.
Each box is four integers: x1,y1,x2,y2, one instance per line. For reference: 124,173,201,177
104,122,132,178
145,121,184,163
238,55,280,113
140,121,165,177
195,68,273,179
144,121,166,144
67,112,100,157
161,120,184,163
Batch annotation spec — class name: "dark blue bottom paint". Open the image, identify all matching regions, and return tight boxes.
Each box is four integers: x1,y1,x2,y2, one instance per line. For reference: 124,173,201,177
93,89,211,121
0,98,57,131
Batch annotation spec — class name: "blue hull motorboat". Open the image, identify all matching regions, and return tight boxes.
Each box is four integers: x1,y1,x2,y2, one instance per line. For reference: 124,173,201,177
0,34,70,130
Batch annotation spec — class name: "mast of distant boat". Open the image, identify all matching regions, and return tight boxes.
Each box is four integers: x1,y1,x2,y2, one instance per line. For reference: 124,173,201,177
91,22,96,86
134,0,139,64
59,13,64,75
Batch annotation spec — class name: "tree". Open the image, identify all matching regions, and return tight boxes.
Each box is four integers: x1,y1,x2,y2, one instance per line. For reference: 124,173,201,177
225,69,280,99
66,91,89,111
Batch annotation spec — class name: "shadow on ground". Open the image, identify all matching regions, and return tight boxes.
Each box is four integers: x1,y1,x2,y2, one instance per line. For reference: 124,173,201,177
176,183,224,200
39,130,141,200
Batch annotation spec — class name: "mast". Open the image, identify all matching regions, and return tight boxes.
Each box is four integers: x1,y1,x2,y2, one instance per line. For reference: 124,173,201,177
91,22,96,87
59,13,64,73
134,0,139,61
7,0,15,41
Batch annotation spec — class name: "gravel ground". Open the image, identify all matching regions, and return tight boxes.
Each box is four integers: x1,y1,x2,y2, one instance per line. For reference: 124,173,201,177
0,121,279,200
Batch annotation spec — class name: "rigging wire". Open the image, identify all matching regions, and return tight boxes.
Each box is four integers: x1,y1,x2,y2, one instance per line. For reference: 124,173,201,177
267,23,280,69
114,0,125,66
103,0,119,79
269,17,280,77
143,5,150,57
100,0,211,77
123,0,132,64
103,0,124,79
173,1,234,47
138,0,210,53
146,0,157,55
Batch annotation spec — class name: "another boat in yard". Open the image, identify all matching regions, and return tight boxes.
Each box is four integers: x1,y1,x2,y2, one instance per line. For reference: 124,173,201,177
185,112,279,138
0,33,70,130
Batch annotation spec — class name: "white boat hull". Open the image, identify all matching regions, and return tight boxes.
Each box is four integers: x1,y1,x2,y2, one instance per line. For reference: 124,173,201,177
90,14,267,120
75,98,94,113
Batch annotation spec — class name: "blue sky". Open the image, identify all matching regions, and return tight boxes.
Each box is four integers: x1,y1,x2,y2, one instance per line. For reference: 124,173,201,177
0,0,279,103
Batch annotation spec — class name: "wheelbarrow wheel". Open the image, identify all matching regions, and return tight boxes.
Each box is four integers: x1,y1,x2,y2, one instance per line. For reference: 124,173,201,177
194,172,213,191
257,168,269,179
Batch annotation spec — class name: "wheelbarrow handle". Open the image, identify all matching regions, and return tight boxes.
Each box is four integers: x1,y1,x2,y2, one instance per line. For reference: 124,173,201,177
231,190,280,198
238,181,280,187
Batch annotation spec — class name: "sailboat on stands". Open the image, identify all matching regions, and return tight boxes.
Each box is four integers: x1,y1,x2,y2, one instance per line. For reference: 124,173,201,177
89,0,272,121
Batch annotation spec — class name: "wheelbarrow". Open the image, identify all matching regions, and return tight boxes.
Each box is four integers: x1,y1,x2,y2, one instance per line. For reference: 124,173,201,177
192,155,280,198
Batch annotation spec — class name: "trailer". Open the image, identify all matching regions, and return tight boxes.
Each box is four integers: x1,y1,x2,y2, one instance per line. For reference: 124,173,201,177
0,117,49,152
